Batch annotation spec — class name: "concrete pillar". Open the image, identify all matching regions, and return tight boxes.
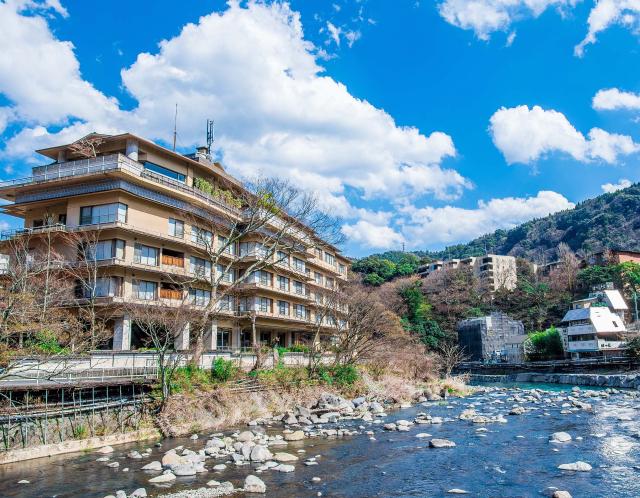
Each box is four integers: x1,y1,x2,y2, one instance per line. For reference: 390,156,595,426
204,320,218,350
126,138,139,162
285,331,292,347
174,322,190,351
112,314,131,351
57,150,67,163
232,325,241,350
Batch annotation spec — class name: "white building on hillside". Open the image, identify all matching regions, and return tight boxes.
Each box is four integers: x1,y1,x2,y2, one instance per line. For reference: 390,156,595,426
560,289,629,358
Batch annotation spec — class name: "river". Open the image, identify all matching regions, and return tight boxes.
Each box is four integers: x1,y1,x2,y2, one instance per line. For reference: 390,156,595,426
1,384,639,497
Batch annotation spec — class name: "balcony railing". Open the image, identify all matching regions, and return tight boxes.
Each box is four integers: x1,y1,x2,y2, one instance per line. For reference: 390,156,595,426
0,153,242,216
0,223,67,241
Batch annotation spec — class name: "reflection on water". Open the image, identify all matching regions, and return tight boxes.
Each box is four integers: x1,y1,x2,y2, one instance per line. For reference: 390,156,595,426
1,385,640,497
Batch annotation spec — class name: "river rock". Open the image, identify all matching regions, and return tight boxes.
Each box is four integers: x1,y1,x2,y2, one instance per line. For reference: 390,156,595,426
213,464,227,471
552,492,572,498
130,489,147,497
97,446,114,454
172,464,197,476
115,491,126,498
162,451,185,468
558,461,592,472
383,423,397,431
237,431,255,442
149,472,176,483
206,438,226,449
244,475,266,493
142,461,162,471
274,464,295,472
274,452,298,462
429,439,456,448
447,490,469,494
127,451,143,459
416,433,432,438
509,406,526,415
250,445,272,462
369,402,384,414
284,430,305,441
549,432,572,443
107,462,119,468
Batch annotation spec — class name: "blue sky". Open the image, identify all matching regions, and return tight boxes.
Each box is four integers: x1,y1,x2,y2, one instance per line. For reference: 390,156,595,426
1,0,640,257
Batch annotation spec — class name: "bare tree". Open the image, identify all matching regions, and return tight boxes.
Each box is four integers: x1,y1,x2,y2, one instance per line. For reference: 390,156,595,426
436,342,468,377
67,135,106,159
123,298,194,403
180,176,343,365
548,242,581,294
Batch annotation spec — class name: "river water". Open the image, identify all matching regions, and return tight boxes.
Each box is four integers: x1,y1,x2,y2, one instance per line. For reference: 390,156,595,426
2,384,640,497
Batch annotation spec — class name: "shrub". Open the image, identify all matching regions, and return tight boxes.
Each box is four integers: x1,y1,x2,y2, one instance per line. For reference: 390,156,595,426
211,358,238,383
171,364,215,393
626,336,640,359
524,326,564,361
29,330,69,355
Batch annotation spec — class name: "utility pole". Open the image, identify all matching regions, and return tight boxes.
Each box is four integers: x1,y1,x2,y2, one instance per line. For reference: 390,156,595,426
172,103,178,151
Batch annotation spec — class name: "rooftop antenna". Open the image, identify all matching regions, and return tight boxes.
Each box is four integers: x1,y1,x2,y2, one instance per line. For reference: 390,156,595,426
402,242,405,252
206,119,215,157
172,103,178,152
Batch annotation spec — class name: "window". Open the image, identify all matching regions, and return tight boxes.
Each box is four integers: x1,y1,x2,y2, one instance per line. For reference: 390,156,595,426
314,272,323,285
190,256,212,279
294,304,306,319
218,235,234,254
324,252,335,265
278,300,289,316
132,280,157,300
238,297,252,312
339,263,346,275
260,331,271,345
256,297,272,313
217,328,231,349
293,280,304,295
277,251,289,265
191,226,212,245
78,277,121,298
143,161,186,182
252,270,272,286
80,203,127,225
217,264,235,283
168,218,184,238
190,288,211,307
58,213,67,225
239,242,266,258
91,239,125,261
326,277,335,289
134,243,159,266
278,275,290,291
293,257,305,272
315,248,323,258
217,295,234,311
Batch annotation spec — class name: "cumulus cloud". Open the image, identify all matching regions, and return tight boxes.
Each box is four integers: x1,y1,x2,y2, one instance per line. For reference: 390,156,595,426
601,178,633,192
593,87,640,111
437,0,578,40
0,0,467,206
575,0,640,56
341,220,405,250
400,190,574,247
489,105,639,164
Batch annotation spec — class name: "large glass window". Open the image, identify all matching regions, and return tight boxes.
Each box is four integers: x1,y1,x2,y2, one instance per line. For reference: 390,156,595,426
143,161,186,182
252,270,272,286
218,295,234,311
190,288,211,307
191,226,213,245
324,252,335,265
168,218,184,238
238,297,252,312
314,272,323,285
80,203,127,225
89,239,124,261
134,243,159,266
79,277,121,298
190,256,212,279
294,304,306,319
278,275,289,291
218,235,235,254
132,280,157,300
256,297,272,313
293,280,304,295
216,264,235,283
293,257,305,272
217,328,231,349
278,300,289,316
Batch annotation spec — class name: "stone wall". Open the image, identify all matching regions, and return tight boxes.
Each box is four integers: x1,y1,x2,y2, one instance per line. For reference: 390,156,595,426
515,372,640,389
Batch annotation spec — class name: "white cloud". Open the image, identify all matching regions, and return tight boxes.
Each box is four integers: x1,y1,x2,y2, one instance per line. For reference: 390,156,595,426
401,190,574,247
0,0,467,205
341,220,405,250
489,105,639,164
437,0,577,40
601,178,632,192
575,0,640,56
593,87,640,110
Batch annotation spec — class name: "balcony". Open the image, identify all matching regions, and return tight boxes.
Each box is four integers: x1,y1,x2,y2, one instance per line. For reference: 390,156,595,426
0,153,242,216
0,223,67,241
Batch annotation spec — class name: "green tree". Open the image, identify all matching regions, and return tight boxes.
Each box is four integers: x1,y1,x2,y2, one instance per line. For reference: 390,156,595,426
524,327,564,361
399,281,446,348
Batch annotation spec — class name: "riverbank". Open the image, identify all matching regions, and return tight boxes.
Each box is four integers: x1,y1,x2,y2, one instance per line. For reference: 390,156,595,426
3,382,640,497
470,372,640,389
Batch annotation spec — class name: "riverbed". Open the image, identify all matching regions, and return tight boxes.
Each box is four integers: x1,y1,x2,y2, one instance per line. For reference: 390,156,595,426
2,384,640,497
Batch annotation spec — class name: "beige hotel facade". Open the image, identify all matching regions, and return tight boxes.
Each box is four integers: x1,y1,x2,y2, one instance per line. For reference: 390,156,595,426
0,133,349,353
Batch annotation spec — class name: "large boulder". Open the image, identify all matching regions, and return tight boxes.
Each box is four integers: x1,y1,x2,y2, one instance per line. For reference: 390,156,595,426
429,439,456,448
250,445,273,462
558,461,592,472
97,446,114,454
284,430,305,441
141,461,162,471
274,452,298,462
149,473,176,483
315,393,353,413
237,431,255,442
172,464,197,476
161,451,185,468
549,432,572,443
244,475,266,493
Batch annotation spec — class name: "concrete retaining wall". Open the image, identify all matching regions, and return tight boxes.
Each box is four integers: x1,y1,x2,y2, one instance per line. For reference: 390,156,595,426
0,427,161,465
514,372,640,389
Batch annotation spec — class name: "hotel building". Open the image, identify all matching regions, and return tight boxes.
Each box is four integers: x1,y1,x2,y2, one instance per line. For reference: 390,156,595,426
0,133,349,353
